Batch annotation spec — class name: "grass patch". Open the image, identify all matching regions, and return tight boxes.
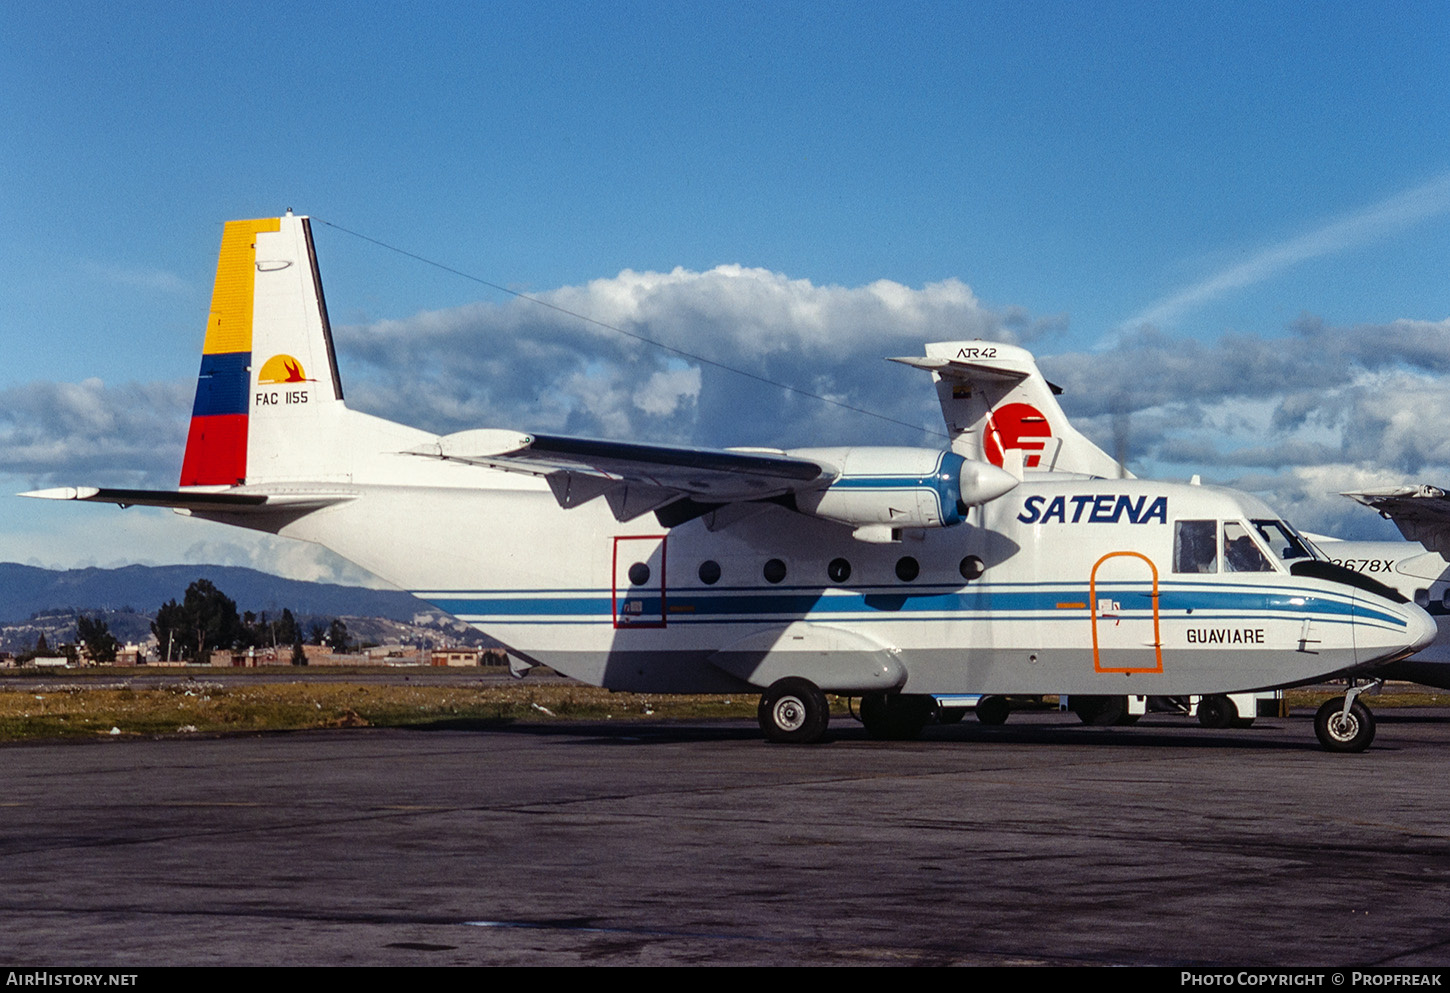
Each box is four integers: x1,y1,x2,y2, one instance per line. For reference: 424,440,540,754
1283,688,1450,709
0,682,776,742
0,681,1445,743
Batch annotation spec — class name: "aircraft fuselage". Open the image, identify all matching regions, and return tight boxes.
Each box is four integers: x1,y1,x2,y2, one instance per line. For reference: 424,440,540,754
253,474,1430,699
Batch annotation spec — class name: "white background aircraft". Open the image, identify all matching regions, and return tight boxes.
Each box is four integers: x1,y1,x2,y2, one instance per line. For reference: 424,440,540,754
1316,486,1450,682
25,215,1435,751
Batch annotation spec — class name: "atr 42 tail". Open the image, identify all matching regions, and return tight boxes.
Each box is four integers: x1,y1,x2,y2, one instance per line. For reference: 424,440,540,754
890,341,1126,479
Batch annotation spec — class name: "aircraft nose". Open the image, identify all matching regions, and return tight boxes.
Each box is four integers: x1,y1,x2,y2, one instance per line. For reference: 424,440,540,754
1406,602,1438,655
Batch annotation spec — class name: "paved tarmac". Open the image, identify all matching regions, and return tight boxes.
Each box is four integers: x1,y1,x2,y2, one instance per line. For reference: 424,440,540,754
2,708,1449,966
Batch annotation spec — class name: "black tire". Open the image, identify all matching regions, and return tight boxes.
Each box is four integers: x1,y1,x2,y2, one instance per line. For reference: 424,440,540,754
1197,694,1236,729
936,707,967,724
1071,695,1126,726
758,678,829,744
858,692,933,740
975,695,1010,725
1314,697,1375,753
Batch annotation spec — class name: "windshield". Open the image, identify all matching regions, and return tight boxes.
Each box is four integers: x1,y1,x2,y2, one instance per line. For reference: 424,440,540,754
1251,519,1319,562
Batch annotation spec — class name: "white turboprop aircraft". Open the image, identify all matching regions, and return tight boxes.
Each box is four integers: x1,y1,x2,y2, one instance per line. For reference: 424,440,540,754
921,337,1450,706
23,214,1435,752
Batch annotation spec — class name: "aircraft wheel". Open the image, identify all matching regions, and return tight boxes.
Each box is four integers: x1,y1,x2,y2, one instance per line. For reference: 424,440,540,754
975,695,1010,725
1196,695,1236,729
1314,697,1375,753
1071,695,1126,726
759,678,829,744
859,692,932,740
936,707,966,725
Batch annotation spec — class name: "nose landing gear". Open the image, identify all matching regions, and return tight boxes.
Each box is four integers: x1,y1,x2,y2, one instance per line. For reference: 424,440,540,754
1314,680,1380,753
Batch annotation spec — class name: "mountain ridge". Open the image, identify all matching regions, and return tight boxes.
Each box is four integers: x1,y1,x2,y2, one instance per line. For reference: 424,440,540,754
0,562,431,625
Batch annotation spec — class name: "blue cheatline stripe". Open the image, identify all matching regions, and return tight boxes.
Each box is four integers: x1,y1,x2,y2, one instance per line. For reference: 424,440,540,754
191,351,252,417
420,581,1406,628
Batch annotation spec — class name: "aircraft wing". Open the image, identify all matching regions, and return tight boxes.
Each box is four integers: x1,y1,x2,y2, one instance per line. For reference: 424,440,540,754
406,429,838,525
1343,485,1450,557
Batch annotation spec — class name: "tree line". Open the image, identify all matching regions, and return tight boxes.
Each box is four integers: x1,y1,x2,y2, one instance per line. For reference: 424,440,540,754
47,579,354,665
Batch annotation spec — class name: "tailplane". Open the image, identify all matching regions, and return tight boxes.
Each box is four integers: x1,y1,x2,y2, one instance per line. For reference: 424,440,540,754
889,341,1127,479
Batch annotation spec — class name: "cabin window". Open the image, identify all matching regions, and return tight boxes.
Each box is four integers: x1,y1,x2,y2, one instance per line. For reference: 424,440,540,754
959,555,985,580
1223,521,1274,573
628,562,651,586
895,556,920,582
698,560,721,585
763,558,787,584
827,558,851,583
1173,520,1217,573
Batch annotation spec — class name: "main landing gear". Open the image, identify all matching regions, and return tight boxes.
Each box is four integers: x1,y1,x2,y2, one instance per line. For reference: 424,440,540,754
758,677,831,744
857,692,934,740
1069,695,1140,726
1314,681,1380,753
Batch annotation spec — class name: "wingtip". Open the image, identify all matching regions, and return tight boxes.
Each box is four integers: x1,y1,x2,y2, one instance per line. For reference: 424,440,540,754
19,486,100,501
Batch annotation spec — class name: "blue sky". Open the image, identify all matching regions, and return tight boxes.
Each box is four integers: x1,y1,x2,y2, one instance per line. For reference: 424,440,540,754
3,1,1449,582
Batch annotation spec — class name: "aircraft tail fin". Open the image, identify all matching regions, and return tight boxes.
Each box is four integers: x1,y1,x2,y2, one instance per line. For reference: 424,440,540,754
889,341,1127,479
179,213,364,487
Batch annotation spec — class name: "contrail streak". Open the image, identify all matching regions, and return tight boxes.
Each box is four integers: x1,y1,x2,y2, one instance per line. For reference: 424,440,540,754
1125,171,1450,330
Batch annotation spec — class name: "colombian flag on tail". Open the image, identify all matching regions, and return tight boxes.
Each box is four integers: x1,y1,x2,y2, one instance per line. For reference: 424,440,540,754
179,218,280,486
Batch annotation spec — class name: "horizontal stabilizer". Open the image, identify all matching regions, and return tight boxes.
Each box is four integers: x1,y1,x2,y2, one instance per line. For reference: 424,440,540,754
21,486,351,514
887,355,1030,384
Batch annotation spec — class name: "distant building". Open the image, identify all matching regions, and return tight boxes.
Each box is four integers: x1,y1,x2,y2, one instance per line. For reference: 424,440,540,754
431,648,481,667
212,647,280,667
115,643,148,666
430,647,508,667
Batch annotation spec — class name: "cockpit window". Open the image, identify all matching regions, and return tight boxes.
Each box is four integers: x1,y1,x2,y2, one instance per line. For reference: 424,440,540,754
1251,519,1317,562
1173,520,1218,573
1224,521,1275,573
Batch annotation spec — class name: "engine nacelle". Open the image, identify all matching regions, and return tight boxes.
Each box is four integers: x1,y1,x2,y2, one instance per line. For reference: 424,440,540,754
786,447,1018,535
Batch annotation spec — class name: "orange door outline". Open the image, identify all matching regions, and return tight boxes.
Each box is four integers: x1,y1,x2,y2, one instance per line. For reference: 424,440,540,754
1090,550,1162,673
